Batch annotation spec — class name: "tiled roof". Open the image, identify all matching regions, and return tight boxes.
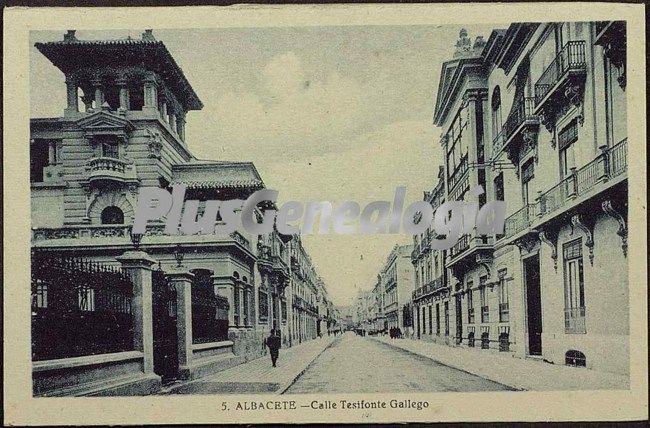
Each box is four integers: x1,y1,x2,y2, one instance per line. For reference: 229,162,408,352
171,161,265,191
171,179,264,190
35,34,203,111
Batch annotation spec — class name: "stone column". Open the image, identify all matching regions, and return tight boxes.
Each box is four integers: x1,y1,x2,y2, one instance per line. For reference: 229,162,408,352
64,76,78,117
167,268,194,372
143,74,158,115
177,112,186,141
92,79,103,110
117,78,129,112
161,101,168,122
116,250,156,374
169,113,177,134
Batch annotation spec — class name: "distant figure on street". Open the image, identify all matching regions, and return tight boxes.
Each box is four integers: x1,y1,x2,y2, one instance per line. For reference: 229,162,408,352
265,329,281,367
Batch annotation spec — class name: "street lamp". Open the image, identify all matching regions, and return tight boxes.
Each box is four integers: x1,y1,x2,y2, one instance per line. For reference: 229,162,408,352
129,226,143,250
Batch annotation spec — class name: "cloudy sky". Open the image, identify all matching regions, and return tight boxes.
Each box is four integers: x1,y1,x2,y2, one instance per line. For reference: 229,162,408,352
30,24,495,306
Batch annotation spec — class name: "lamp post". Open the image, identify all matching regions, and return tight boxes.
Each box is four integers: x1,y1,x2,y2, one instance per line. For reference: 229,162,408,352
129,226,143,250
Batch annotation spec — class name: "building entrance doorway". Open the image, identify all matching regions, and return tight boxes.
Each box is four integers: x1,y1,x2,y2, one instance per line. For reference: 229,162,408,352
455,295,463,344
524,254,542,356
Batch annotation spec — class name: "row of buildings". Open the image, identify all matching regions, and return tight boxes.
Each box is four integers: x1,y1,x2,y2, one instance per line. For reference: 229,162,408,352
355,245,415,336
29,30,342,396
357,21,628,376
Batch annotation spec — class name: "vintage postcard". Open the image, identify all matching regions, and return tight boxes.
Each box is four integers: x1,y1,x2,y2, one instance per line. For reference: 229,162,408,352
3,2,648,425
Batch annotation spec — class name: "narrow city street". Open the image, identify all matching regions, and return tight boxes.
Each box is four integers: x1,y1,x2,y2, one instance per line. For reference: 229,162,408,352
284,333,512,393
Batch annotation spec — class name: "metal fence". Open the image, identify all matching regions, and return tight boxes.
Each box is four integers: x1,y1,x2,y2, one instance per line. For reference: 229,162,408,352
191,269,229,343
31,251,134,361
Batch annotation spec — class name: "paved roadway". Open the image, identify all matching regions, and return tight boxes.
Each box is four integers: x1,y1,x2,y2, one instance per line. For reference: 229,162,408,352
284,332,512,393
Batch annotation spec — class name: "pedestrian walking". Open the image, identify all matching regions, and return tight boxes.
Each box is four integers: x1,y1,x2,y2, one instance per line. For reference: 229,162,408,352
266,329,281,367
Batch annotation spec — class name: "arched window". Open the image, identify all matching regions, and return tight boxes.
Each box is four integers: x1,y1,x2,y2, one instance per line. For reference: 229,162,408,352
242,276,248,284
101,206,124,224
491,86,502,140
233,271,240,280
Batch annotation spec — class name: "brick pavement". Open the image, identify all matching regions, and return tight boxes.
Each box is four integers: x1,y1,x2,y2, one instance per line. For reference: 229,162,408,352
373,336,629,391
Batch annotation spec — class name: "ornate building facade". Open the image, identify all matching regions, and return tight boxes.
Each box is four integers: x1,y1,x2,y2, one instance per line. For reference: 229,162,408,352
415,22,628,375
29,30,331,395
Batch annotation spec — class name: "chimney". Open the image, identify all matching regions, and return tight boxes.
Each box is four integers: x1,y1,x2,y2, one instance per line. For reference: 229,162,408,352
142,29,156,42
63,30,77,43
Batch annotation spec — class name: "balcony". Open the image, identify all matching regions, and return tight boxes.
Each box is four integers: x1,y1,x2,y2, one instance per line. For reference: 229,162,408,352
447,233,493,274
492,97,540,161
534,41,587,110
412,276,446,301
565,307,586,334
500,138,627,241
86,157,138,186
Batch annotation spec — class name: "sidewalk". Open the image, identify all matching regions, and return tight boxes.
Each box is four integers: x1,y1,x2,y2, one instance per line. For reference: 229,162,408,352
373,336,629,391
161,335,338,395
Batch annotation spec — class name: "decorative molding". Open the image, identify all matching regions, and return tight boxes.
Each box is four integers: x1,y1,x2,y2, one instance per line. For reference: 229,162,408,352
146,128,164,159
571,214,594,265
514,231,539,254
602,200,627,257
538,230,558,271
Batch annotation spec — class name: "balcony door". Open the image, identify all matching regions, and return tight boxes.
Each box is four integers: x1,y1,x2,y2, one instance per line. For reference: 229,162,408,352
524,254,542,355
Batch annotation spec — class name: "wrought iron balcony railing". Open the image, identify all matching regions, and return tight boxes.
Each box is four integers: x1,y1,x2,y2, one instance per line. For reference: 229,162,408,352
412,276,445,300
534,41,587,106
500,138,627,240
492,97,540,159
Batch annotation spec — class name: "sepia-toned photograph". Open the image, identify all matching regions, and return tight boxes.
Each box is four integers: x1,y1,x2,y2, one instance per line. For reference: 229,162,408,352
4,3,647,425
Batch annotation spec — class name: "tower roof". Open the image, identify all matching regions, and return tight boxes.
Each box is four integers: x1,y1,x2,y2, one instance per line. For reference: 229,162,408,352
35,30,203,111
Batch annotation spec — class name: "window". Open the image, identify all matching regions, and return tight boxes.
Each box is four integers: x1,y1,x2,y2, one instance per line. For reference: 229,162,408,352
467,284,475,324
494,173,505,201
435,303,440,335
521,159,535,205
243,289,249,326
498,270,509,322
444,302,449,336
559,120,578,178
258,290,268,322
446,107,469,184
101,140,119,158
101,206,124,225
480,278,489,323
421,307,426,333
564,239,586,333
491,86,503,140
30,139,59,183
428,305,433,335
